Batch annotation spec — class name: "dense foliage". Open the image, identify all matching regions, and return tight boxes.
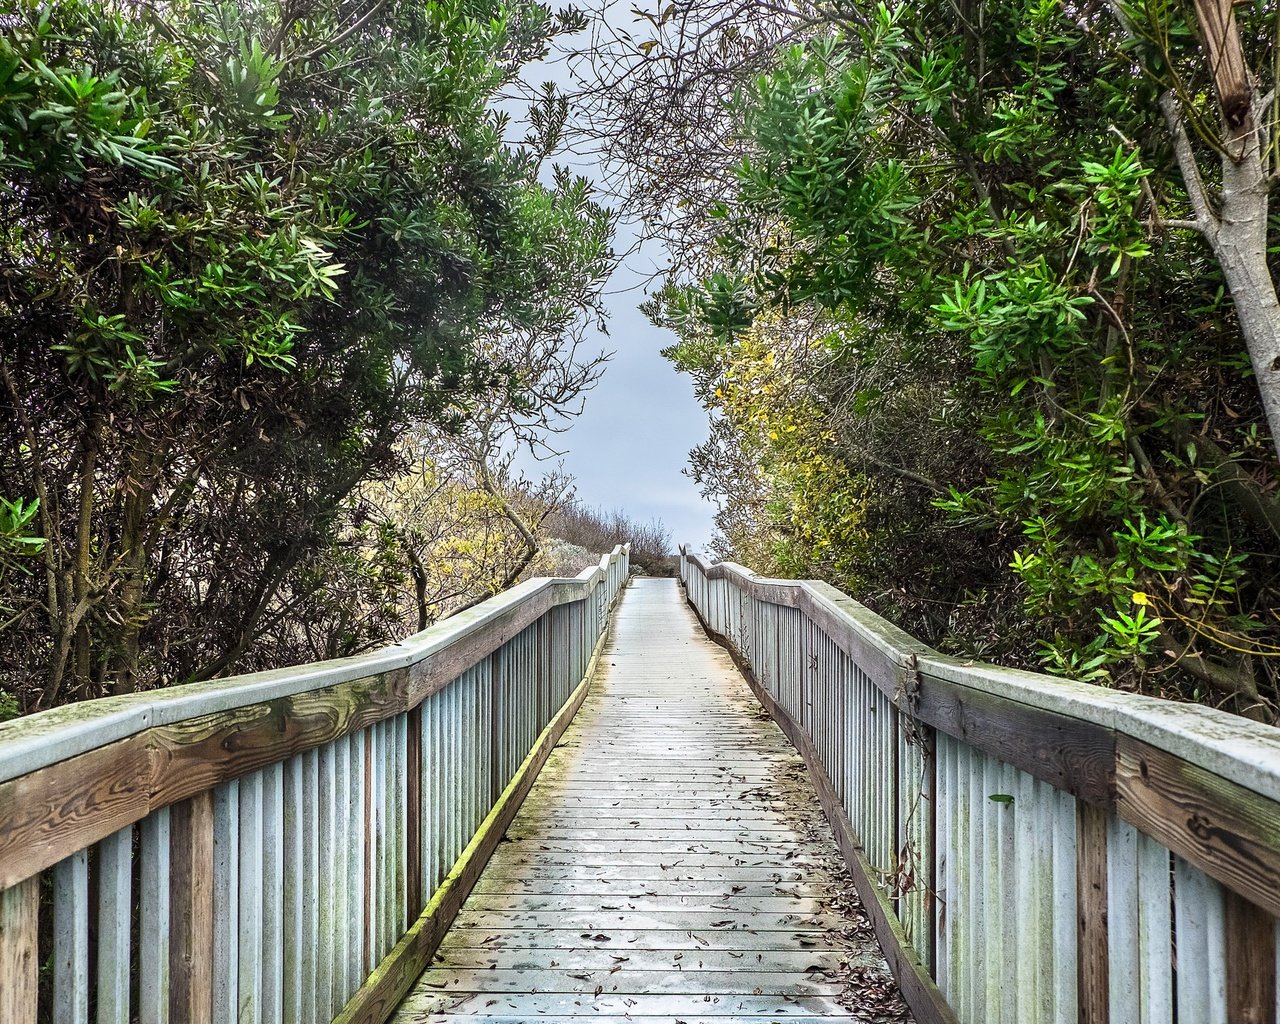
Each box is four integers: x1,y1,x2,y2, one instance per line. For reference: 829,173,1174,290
0,0,612,710
596,0,1280,716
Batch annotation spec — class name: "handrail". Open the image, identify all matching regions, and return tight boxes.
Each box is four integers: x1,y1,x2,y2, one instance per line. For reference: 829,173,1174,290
0,544,629,1024
680,545,1280,1024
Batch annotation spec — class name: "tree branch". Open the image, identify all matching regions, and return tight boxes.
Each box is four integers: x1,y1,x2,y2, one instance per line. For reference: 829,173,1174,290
1159,90,1221,242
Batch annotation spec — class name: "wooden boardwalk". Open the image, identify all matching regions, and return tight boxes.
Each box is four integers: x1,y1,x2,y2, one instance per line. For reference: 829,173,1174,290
392,577,908,1023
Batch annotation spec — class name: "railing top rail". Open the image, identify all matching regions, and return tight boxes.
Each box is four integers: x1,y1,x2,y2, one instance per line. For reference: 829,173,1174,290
0,545,629,787
679,545,1280,808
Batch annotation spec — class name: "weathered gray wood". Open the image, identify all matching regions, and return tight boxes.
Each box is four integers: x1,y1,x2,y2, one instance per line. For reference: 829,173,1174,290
430,947,855,972
348,729,366,996
53,849,89,1024
211,782,240,1022
261,762,284,1024
0,875,38,1024
401,991,853,1016
414,968,844,994
392,579,905,1023
237,772,264,1023
330,736,350,1012
394,1018,841,1024
97,825,132,1024
435,926,847,952
316,742,336,1021
281,756,304,1024
139,809,171,1024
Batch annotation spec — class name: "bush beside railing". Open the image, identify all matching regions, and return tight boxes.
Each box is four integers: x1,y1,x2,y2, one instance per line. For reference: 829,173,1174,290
0,545,628,1024
680,546,1280,1024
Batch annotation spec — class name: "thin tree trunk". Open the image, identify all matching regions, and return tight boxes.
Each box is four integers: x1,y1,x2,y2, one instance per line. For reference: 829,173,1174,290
72,427,98,699
113,451,152,695
1157,0,1280,458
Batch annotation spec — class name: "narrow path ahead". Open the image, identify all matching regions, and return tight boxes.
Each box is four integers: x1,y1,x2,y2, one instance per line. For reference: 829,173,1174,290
393,577,909,1023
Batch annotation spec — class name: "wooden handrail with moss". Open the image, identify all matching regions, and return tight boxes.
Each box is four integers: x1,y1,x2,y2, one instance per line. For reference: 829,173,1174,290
0,545,629,1024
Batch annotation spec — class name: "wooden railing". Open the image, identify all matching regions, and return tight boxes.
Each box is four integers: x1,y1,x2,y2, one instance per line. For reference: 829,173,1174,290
0,545,628,1024
680,546,1280,1024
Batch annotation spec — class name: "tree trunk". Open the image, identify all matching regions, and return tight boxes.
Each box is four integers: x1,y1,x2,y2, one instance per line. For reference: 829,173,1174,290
113,452,152,695
1179,0,1280,458
72,428,97,699
1213,106,1280,449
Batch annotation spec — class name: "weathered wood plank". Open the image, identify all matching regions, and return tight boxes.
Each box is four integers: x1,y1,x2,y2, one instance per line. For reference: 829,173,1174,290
406,705,423,921
139,809,171,1024
424,926,850,953
211,781,239,1022
97,825,133,1023
1115,735,1280,919
1076,802,1109,1024
1225,890,1277,1024
53,849,89,1024
169,792,214,1024
428,947,853,972
0,876,38,1024
913,674,1116,810
412,968,844,994
400,991,852,1016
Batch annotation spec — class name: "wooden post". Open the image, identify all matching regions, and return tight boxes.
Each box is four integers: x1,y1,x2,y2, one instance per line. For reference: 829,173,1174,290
1225,890,1277,1024
406,705,423,918
169,792,214,1024
1076,802,1109,1024
0,876,39,1024
489,650,503,805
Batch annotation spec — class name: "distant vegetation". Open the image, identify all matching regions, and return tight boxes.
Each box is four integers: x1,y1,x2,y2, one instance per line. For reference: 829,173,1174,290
541,503,675,576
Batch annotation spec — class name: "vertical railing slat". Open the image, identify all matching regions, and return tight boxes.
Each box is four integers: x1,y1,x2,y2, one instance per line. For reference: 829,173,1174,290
139,808,171,1024
97,825,133,1024
316,744,335,1022
0,875,39,1024
262,762,285,1024
331,736,350,1013
239,772,264,1024
212,781,240,1023
406,707,422,924
54,849,90,1024
282,756,304,1024
1176,854,1229,1024
349,727,367,996
170,791,214,1024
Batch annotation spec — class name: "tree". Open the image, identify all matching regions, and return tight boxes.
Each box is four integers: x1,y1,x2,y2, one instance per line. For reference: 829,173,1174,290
0,0,613,707
1118,0,1280,455
602,0,1280,716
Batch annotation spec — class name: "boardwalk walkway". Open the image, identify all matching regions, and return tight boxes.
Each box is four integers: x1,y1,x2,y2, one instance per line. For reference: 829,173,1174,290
393,577,909,1023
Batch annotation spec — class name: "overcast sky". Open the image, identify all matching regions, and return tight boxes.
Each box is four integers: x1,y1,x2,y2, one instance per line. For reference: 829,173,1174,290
509,31,719,551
